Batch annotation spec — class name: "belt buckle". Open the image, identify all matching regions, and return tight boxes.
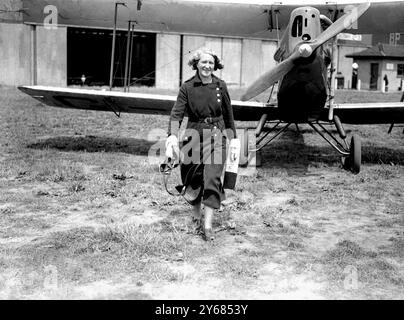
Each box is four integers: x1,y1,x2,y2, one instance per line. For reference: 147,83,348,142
204,117,212,124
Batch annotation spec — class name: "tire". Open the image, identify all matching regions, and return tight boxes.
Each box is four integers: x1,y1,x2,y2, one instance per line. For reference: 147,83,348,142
238,129,249,167
349,135,361,174
255,150,262,167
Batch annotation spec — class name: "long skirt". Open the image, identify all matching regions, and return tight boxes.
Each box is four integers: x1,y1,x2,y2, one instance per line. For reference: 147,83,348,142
180,127,226,209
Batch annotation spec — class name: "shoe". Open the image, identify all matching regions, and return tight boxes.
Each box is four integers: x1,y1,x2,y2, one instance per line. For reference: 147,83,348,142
202,227,215,242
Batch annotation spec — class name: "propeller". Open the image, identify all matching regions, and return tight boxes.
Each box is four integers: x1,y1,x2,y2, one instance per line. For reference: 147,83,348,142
240,2,370,101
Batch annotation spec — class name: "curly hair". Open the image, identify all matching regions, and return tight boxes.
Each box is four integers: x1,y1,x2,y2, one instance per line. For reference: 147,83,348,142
188,47,224,71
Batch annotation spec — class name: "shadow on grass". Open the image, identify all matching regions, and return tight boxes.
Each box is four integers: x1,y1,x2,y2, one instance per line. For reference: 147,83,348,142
27,136,157,156
27,132,404,175
259,129,330,176
259,129,404,176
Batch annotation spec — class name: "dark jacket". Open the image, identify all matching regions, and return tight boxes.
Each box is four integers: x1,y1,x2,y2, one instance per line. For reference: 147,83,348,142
168,73,236,139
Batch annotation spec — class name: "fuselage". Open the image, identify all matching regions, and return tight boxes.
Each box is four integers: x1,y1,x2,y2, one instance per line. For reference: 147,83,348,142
276,6,328,122
277,52,328,122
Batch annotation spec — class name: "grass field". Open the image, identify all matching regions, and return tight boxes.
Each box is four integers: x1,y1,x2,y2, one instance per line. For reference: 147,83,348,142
0,85,403,299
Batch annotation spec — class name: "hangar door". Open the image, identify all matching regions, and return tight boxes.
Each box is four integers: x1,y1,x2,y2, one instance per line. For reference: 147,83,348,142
370,63,379,90
67,27,156,87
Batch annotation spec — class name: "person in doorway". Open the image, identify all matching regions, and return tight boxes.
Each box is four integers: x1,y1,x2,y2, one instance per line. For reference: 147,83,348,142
165,48,236,241
384,74,389,92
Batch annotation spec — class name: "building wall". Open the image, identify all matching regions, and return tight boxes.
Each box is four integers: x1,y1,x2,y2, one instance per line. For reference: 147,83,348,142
355,59,404,91
262,40,277,79
381,60,404,91
3,18,378,91
221,38,242,87
156,34,277,89
182,35,206,82
155,34,181,89
0,22,32,86
36,26,67,87
241,39,262,88
356,59,377,90
337,45,369,89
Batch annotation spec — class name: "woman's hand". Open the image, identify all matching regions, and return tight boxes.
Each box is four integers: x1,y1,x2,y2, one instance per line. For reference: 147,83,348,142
165,135,179,160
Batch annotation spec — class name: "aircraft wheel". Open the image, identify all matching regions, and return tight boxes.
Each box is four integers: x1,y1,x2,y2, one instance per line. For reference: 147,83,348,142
350,135,361,174
344,135,361,174
238,129,249,167
255,150,262,167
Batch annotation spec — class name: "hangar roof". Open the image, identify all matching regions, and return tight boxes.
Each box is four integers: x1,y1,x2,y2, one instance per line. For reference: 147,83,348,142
346,43,404,59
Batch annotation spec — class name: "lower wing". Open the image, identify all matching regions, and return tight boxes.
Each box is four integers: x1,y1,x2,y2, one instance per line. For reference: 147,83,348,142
330,102,404,124
18,85,277,122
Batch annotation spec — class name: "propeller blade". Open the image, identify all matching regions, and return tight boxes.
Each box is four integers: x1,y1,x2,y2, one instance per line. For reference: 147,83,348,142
309,2,370,51
241,51,300,101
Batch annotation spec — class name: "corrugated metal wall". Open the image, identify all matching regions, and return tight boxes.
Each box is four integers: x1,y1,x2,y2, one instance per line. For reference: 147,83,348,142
2,20,371,91
156,34,277,89
155,34,181,89
36,26,67,87
0,23,32,86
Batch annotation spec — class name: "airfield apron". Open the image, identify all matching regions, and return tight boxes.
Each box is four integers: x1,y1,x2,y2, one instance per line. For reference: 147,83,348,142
168,73,236,209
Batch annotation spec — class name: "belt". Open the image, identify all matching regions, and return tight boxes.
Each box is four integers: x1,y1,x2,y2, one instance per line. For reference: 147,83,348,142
189,116,223,124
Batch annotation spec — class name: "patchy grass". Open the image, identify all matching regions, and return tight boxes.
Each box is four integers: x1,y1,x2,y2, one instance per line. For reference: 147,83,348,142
3,221,192,296
318,240,404,299
33,161,87,183
0,86,403,299
106,222,187,257
216,255,260,280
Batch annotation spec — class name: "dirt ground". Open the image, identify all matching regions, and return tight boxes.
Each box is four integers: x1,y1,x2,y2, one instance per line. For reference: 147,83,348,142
0,86,403,300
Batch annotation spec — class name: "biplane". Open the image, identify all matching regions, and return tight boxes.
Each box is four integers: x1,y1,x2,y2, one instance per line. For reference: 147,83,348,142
18,0,404,173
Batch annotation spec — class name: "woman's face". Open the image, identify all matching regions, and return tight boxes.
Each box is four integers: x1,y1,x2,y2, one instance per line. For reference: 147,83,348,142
197,53,215,79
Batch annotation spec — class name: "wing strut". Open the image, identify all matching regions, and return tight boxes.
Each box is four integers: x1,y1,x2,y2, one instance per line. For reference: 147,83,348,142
104,97,122,118
388,91,404,133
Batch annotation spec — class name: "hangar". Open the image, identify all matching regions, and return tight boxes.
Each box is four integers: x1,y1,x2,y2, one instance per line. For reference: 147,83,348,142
0,0,386,90
346,43,404,91
67,27,156,87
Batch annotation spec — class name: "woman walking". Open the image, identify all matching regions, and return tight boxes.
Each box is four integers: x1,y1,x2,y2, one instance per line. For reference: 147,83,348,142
166,48,236,241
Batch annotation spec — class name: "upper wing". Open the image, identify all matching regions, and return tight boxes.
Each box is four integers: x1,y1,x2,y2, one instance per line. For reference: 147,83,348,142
329,102,404,124
19,85,176,116
22,0,276,39
18,85,277,122
22,0,404,38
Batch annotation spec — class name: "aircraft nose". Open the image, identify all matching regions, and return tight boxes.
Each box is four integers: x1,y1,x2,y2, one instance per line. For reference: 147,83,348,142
298,43,313,58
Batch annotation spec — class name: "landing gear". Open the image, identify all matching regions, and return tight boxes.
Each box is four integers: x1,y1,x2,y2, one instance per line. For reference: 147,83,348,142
343,135,361,174
307,115,361,174
333,114,346,139
238,129,263,167
237,114,361,173
238,129,249,167
256,150,262,167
